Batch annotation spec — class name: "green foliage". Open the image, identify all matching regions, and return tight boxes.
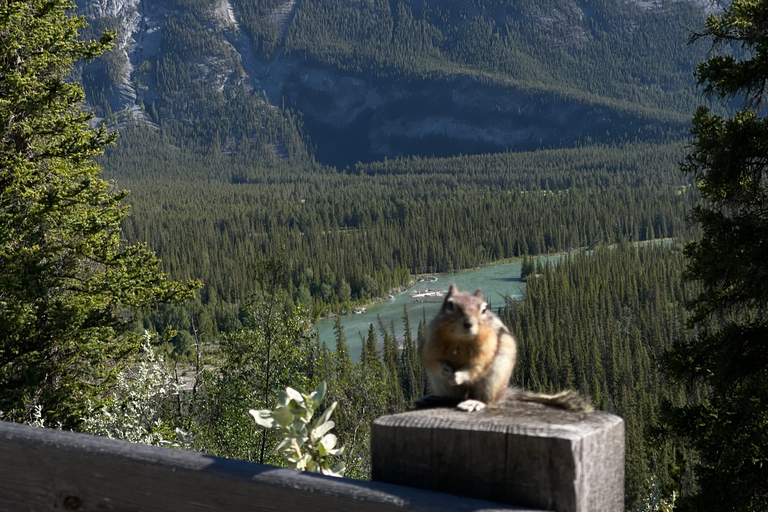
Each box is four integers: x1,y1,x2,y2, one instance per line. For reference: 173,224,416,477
250,381,345,477
660,1,768,510
80,332,187,447
188,310,318,462
109,131,695,335
0,0,198,427
399,304,421,403
520,255,536,280
630,478,677,512
185,256,403,478
74,0,709,329
189,254,320,463
229,0,286,60
320,317,402,479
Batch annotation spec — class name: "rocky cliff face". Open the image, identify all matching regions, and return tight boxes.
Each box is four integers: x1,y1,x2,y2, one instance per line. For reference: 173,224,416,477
81,0,255,122
81,0,144,116
283,69,661,165
274,57,692,164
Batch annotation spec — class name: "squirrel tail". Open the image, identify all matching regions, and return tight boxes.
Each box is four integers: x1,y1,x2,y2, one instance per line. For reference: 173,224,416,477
513,389,594,412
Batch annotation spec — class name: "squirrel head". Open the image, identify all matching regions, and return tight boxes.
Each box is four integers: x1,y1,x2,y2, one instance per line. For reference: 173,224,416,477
441,284,489,336
446,283,483,300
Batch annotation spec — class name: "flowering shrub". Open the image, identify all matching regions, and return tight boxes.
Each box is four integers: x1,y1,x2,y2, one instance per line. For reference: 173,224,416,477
250,381,345,477
80,332,188,447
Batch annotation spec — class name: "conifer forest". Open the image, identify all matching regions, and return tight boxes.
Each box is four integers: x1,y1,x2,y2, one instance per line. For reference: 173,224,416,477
3,0,767,510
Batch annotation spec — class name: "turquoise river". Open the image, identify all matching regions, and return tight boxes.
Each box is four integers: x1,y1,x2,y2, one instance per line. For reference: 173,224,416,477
313,256,559,361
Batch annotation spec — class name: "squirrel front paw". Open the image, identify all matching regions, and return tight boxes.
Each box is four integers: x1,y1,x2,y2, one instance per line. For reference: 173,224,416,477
450,369,471,386
439,362,454,379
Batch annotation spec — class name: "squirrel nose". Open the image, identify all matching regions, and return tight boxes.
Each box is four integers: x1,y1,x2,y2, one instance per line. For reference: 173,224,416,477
464,320,473,330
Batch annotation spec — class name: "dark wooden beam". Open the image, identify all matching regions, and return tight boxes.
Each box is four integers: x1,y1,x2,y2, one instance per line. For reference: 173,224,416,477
0,420,540,512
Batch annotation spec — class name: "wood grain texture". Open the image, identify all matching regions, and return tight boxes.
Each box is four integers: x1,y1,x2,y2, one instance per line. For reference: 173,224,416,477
0,420,542,512
371,399,624,512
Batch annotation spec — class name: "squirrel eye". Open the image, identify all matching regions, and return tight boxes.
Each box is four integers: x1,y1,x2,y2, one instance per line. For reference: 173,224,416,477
481,304,488,314
446,300,455,312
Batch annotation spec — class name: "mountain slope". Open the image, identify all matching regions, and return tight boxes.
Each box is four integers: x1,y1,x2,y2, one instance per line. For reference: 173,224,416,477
77,0,713,165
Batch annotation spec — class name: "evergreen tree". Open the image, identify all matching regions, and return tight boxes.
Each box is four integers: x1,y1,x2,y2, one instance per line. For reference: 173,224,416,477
416,317,429,396
662,2,768,510
0,0,197,426
333,315,352,382
399,305,417,403
378,315,403,409
191,255,314,463
521,255,536,280
364,322,378,366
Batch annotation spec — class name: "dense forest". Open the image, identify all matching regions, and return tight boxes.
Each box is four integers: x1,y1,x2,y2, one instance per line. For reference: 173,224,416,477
283,0,707,117
506,242,699,505
69,0,712,341
72,0,715,338
108,128,697,353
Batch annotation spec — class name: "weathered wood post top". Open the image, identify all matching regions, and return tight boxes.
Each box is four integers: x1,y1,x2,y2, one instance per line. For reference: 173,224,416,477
371,399,625,512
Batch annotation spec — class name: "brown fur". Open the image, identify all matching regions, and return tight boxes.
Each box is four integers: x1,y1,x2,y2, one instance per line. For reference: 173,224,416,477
418,283,591,412
419,284,516,408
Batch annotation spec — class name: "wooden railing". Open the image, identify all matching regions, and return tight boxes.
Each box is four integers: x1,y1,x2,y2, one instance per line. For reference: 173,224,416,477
0,400,623,512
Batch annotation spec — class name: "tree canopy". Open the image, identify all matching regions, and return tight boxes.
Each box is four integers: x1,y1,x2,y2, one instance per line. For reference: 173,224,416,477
0,0,198,427
661,1,768,510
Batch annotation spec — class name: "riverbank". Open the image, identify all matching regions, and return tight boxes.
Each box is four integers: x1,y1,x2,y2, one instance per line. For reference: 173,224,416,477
313,238,678,360
326,246,585,321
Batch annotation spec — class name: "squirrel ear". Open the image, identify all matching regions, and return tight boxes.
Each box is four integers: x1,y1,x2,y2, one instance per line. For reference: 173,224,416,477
474,288,483,298
448,284,458,296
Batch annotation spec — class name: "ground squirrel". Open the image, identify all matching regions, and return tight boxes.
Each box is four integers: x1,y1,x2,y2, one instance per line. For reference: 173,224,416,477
417,283,592,413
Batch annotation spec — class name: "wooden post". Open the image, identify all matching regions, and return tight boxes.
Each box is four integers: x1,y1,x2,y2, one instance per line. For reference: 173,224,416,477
371,399,625,512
